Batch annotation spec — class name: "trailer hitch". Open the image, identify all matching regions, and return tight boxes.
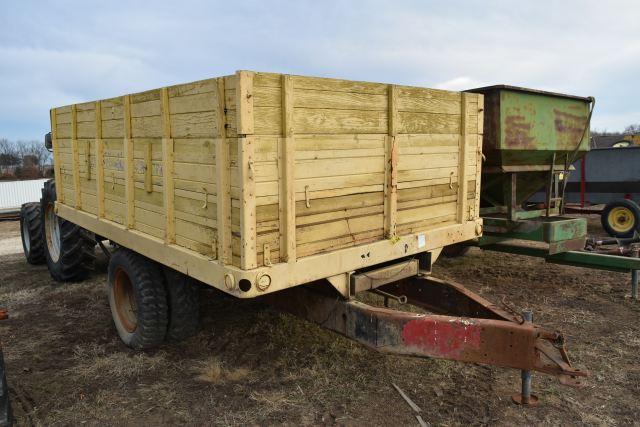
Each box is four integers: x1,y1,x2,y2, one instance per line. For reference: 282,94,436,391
263,275,587,388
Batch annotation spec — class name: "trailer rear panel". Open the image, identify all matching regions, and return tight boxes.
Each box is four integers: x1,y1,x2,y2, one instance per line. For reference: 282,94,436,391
51,71,484,297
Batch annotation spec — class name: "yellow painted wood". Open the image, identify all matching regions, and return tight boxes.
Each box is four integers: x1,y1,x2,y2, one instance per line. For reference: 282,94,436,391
236,71,254,135
50,109,64,203
71,105,82,209
123,95,135,229
280,74,296,263
144,141,153,193
161,87,176,244
457,93,469,223
239,136,257,269
51,70,483,287
384,85,398,238
215,78,232,264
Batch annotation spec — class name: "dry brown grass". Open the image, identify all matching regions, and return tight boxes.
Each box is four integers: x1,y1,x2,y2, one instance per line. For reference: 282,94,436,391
194,357,250,384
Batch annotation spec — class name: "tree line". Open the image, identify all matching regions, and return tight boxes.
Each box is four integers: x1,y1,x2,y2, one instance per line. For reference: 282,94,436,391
0,138,52,180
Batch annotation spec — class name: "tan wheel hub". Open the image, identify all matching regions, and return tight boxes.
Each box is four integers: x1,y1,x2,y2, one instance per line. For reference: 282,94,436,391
113,267,138,333
608,206,634,233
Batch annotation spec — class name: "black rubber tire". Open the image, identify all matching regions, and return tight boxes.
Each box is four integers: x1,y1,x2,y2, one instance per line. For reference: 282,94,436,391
441,243,471,258
20,202,45,265
163,268,200,341
41,180,95,282
0,348,12,427
108,249,168,349
601,199,640,238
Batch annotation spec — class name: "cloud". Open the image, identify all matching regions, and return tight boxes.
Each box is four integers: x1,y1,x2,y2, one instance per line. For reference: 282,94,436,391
1,0,639,140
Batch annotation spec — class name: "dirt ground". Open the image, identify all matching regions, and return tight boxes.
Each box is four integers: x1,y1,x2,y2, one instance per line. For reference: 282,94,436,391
0,216,638,426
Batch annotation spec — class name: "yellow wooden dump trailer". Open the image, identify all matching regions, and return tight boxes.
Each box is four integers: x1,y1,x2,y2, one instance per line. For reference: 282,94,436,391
20,71,585,398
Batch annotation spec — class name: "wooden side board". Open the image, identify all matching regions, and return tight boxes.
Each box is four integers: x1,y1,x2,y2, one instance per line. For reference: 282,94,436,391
52,70,484,285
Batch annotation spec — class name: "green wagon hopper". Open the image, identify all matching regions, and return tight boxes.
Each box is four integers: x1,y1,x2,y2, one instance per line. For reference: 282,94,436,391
466,85,594,253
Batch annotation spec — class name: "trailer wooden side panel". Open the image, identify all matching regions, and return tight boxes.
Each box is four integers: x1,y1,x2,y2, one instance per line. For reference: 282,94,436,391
51,70,484,298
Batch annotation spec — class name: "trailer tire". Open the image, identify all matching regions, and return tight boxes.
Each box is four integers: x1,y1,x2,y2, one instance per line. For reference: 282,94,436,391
163,268,200,341
601,199,640,238
441,243,471,258
20,202,45,265
41,180,95,282
0,347,12,427
108,249,168,349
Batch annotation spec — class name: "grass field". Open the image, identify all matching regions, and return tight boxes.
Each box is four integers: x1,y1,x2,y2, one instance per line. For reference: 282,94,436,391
1,217,638,425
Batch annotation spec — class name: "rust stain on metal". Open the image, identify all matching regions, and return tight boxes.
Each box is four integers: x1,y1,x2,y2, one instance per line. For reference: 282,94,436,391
554,109,587,146
402,317,481,357
504,113,535,148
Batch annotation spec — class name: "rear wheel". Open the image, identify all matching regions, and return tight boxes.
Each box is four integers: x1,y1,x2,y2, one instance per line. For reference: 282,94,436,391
601,199,640,238
108,249,168,349
164,268,200,341
41,180,95,282
20,202,45,265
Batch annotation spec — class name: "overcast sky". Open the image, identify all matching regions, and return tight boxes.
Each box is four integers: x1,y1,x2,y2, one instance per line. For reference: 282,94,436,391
1,0,639,141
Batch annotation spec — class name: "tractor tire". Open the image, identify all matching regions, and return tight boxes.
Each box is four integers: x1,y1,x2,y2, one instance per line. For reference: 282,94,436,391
441,243,471,258
0,347,12,427
163,268,200,341
108,249,168,349
20,202,45,265
41,180,95,282
601,199,640,238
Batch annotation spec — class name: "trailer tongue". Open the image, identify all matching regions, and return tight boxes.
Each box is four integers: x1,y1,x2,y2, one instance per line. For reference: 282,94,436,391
265,273,586,389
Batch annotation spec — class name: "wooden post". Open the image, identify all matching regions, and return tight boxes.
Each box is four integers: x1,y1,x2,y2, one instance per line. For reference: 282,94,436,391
50,109,64,203
457,93,470,223
123,95,134,229
236,71,257,269
95,101,105,219
279,74,296,263
71,104,81,209
384,84,398,238
144,141,153,193
475,94,484,220
215,78,232,264
161,88,175,244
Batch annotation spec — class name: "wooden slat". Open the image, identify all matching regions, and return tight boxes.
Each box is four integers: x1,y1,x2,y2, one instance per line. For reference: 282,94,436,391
280,74,296,263
161,87,176,243
236,71,254,135
123,95,135,228
239,136,257,269
50,109,64,203
144,141,153,193
457,93,469,223
93,103,104,218
71,104,82,209
475,93,484,220
384,84,398,237
215,78,232,264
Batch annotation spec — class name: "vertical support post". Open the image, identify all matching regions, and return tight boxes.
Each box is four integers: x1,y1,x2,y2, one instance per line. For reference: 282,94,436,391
95,101,105,218
509,173,518,221
512,310,539,405
279,74,296,263
123,95,134,229
71,104,82,209
385,84,398,238
161,88,175,244
457,93,469,223
215,78,232,264
546,152,556,217
144,141,153,193
631,245,639,300
474,94,484,220
580,157,586,208
50,109,64,203
236,71,257,269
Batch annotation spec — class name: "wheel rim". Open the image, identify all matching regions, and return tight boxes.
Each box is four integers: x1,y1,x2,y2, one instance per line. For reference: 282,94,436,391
22,218,30,254
608,206,635,233
44,203,61,262
113,267,138,333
